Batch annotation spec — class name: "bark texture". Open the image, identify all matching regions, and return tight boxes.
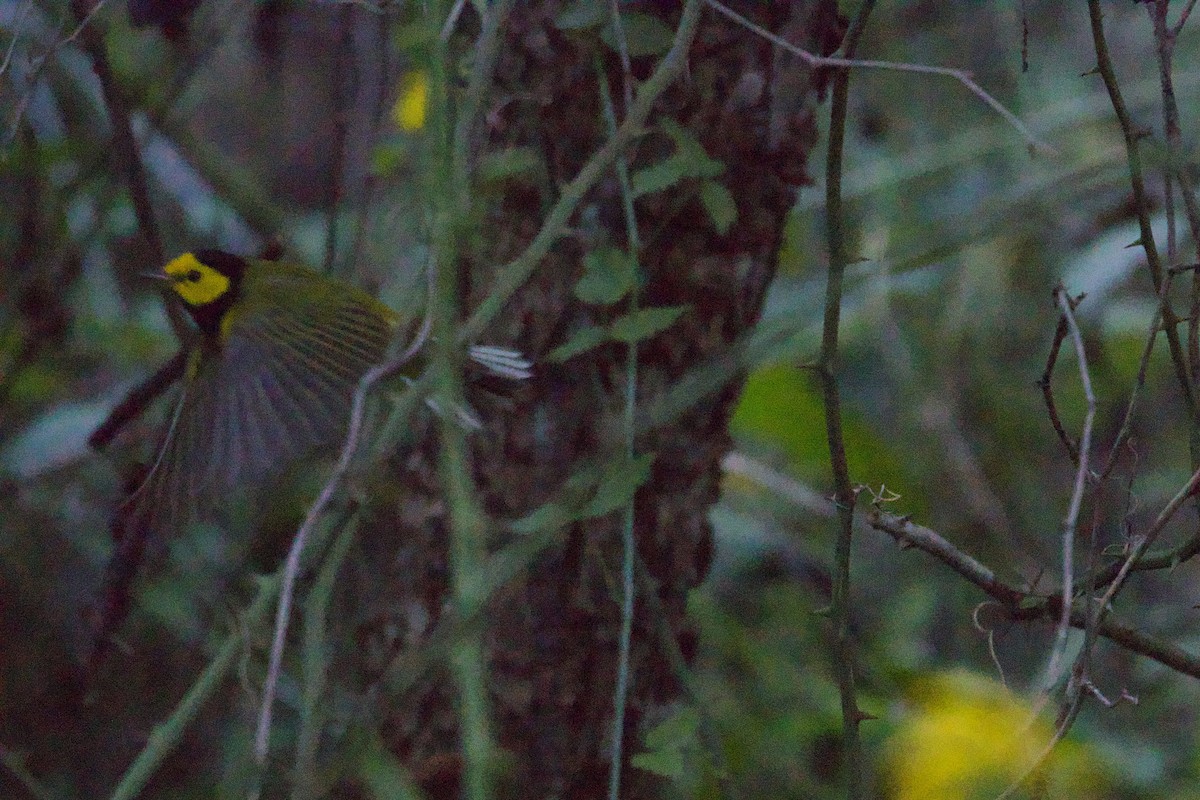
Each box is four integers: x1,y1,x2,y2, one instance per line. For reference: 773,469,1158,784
351,3,845,797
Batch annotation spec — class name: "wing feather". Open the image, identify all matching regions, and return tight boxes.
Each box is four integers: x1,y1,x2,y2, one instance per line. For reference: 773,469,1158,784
255,350,326,450
127,276,392,536
245,375,281,483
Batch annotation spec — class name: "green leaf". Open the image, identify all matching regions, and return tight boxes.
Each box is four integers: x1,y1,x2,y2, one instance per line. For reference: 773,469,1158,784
370,140,408,176
509,501,577,535
583,453,655,518
631,749,686,780
631,120,725,197
547,325,609,362
602,12,675,57
354,732,424,800
509,464,606,533
609,305,688,343
478,147,542,184
574,246,638,305
393,19,435,51
644,707,701,749
661,119,725,177
630,157,692,198
632,707,702,779
699,180,737,235
660,119,700,156
554,0,606,30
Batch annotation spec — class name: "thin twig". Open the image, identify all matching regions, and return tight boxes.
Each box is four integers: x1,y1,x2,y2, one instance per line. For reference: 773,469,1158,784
1098,313,1162,480
1165,175,1179,273
450,0,513,216
0,0,35,83
65,0,191,342
322,4,355,273
1038,308,1079,464
377,500,575,701
1172,0,1200,37
1040,287,1096,692
112,568,285,800
294,516,358,800
253,327,432,763
1,0,107,87
596,56,641,800
994,690,1088,800
999,289,1104,799
1098,466,1200,613
870,510,1025,605
1096,267,1200,480
67,0,154,255
1087,0,1195,413
1000,464,1200,797
88,350,188,450
722,452,836,516
1074,484,1107,681
1149,3,1200,392
253,133,441,756
704,0,1053,154
439,0,468,41
0,743,56,800
607,0,634,116
432,0,511,793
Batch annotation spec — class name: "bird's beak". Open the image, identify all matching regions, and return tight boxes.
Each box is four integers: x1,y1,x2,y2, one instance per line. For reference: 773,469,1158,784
139,271,175,284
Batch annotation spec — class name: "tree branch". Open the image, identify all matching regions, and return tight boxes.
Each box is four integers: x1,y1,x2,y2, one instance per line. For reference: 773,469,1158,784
705,0,1053,153
1087,0,1195,414
867,508,1200,680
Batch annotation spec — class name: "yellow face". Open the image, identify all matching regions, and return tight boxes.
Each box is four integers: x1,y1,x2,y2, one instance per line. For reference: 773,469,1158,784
164,253,230,307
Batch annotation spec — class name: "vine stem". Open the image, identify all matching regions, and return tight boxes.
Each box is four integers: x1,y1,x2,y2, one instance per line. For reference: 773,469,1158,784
819,2,877,797
596,49,643,800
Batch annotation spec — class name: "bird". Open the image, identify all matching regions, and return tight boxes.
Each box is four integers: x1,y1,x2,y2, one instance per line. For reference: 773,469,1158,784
112,248,530,536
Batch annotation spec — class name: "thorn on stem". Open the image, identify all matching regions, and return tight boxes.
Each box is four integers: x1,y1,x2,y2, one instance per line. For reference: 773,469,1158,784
853,708,877,723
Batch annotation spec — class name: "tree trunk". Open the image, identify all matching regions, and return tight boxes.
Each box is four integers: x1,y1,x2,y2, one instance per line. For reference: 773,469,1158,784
354,3,845,796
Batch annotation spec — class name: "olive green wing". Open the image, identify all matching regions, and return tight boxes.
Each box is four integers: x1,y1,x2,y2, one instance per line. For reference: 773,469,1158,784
125,291,392,536
217,295,395,492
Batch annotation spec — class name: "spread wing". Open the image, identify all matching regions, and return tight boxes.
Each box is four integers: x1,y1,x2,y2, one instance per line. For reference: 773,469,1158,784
124,295,392,536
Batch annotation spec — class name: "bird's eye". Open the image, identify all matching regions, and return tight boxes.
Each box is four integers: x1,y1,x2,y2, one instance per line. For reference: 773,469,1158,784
187,269,202,282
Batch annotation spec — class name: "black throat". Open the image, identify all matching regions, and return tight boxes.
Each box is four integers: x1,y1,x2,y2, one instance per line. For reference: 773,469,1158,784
188,249,248,337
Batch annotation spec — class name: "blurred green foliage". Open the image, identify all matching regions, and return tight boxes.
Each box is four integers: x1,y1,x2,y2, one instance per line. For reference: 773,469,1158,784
711,2,1200,798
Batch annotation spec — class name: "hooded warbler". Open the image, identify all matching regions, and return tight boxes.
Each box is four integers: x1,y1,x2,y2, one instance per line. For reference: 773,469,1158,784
119,248,529,535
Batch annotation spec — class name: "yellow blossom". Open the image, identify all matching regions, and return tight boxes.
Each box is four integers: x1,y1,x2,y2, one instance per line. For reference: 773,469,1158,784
393,70,428,131
884,671,1107,800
